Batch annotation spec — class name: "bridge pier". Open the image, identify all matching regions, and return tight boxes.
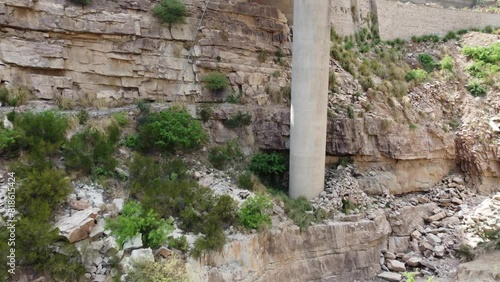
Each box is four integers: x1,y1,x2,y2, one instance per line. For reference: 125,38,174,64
289,0,332,199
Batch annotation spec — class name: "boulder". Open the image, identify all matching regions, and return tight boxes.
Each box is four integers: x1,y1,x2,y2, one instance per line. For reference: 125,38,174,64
54,208,100,243
386,259,406,272
377,271,402,282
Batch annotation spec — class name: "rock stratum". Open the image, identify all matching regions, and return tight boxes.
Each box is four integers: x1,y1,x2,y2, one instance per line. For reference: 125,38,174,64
0,0,290,104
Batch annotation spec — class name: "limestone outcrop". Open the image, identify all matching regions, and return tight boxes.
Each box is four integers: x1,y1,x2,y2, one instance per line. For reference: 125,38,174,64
0,0,290,105
188,211,391,282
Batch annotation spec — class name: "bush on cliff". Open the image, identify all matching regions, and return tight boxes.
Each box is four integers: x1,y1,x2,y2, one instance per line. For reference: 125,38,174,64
203,72,229,92
69,0,92,6
238,195,273,230
137,107,207,153
153,0,188,25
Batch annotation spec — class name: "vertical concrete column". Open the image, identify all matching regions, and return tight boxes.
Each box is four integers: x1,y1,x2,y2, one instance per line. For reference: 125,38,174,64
289,0,331,199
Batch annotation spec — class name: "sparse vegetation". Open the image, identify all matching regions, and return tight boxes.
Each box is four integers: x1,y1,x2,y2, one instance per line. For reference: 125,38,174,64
203,72,229,92
467,81,487,96
405,69,428,82
224,112,252,128
69,0,92,5
152,0,188,25
126,255,188,282
440,55,454,72
106,201,174,249
238,195,273,230
418,53,437,73
208,141,243,169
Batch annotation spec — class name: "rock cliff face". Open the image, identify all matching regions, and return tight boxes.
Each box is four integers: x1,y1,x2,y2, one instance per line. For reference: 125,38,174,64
0,0,290,105
188,211,391,282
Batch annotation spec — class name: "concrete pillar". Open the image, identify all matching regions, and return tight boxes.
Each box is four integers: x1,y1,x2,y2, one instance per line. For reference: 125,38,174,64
289,0,331,199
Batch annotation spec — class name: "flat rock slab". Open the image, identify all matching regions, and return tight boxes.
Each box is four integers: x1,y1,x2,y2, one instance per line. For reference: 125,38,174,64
377,271,402,282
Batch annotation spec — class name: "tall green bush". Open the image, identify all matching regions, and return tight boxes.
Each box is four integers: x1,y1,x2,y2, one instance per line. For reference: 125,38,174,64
153,0,188,25
137,107,207,153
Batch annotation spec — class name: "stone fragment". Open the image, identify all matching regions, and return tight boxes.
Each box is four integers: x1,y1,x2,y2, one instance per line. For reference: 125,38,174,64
420,241,434,252
427,233,442,245
89,218,106,239
434,245,445,257
70,199,91,210
425,211,446,223
158,247,172,258
113,198,125,213
411,229,422,239
420,259,437,270
384,252,396,259
123,234,142,251
377,271,402,282
54,208,99,243
406,257,421,266
386,259,406,272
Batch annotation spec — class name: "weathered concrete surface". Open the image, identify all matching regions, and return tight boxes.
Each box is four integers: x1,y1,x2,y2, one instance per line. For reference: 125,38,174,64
187,211,391,282
289,0,331,199
378,0,500,40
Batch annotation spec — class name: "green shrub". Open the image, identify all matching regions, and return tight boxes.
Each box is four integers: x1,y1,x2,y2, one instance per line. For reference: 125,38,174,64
224,112,252,128
198,106,213,122
113,112,129,126
0,87,9,105
152,0,188,25
77,110,89,125
409,123,417,130
123,134,139,149
463,43,500,65
14,111,68,154
6,158,85,281
137,107,207,153
69,0,92,5
347,106,355,119
457,29,468,35
0,127,25,157
418,53,437,73
226,93,241,104
467,81,487,96
249,152,287,178
405,69,428,82
208,141,243,170
63,124,120,176
203,72,229,92
106,201,174,249
467,61,500,78
443,31,459,42
17,167,71,220
237,171,255,190
483,25,494,34
238,195,273,230
168,236,189,253
440,55,454,72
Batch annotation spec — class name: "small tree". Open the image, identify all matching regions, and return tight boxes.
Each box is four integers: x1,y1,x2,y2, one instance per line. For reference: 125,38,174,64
153,0,188,25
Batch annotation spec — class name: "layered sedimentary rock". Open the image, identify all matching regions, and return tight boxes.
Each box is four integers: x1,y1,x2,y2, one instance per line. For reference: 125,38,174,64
0,0,290,105
188,211,391,282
